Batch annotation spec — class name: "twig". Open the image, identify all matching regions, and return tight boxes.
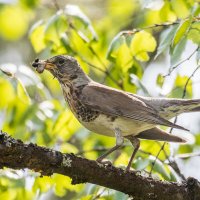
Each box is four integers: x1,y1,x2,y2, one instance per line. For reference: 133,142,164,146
164,47,199,77
149,65,200,179
92,188,107,200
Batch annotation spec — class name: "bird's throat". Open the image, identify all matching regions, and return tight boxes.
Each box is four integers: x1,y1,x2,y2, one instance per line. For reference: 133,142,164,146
60,81,99,123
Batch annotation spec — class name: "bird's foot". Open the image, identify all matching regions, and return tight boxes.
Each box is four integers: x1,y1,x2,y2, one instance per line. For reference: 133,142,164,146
96,158,113,167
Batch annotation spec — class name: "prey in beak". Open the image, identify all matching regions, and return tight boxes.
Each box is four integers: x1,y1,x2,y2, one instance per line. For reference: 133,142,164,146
32,58,55,73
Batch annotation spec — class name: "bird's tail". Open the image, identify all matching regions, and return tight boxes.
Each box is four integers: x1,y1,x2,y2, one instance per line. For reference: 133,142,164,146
136,127,187,143
187,106,200,112
164,99,200,115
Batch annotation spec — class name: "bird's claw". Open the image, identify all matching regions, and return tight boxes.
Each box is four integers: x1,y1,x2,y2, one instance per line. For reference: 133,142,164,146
96,159,113,167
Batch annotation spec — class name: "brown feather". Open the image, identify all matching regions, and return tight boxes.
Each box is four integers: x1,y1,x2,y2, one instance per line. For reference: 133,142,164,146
136,127,186,143
79,82,188,131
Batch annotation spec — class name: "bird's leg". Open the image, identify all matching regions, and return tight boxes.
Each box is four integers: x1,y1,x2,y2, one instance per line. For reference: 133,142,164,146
96,128,124,165
125,135,140,172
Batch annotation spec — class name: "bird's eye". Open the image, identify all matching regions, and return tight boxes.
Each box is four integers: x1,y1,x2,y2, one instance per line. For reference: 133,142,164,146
58,59,65,65
34,58,39,63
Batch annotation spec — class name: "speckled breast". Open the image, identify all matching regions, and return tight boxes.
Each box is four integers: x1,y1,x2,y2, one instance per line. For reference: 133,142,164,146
62,84,100,122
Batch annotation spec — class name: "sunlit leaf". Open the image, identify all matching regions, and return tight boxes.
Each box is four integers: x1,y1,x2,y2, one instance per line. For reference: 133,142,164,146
140,140,170,160
20,0,39,8
171,18,191,48
130,31,157,61
130,74,150,95
170,36,187,66
133,157,150,170
0,78,15,108
53,174,83,196
170,75,193,98
170,0,190,18
33,177,53,193
155,25,179,59
187,22,200,45
44,11,68,46
60,143,78,154
178,144,193,154
64,4,97,41
0,5,30,40
168,166,180,182
107,32,126,61
156,74,164,87
29,21,46,53
115,153,129,166
17,79,31,104
60,33,74,53
148,156,171,180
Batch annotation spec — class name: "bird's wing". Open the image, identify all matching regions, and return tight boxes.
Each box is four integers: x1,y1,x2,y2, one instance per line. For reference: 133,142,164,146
136,127,187,142
79,83,188,131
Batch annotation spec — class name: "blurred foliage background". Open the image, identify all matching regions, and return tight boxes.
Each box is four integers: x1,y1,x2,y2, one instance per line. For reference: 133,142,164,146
0,0,200,199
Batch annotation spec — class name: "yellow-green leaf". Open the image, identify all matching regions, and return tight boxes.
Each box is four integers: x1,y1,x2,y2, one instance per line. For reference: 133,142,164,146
130,31,157,62
0,5,30,40
172,18,191,48
0,78,15,108
29,21,46,53
187,22,200,45
17,79,31,104
107,32,126,61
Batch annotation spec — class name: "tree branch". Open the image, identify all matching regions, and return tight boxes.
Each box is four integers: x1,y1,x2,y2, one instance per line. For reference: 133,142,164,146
0,130,200,200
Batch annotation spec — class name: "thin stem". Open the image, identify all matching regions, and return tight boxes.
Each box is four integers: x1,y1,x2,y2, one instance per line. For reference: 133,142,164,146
164,47,199,77
149,65,200,178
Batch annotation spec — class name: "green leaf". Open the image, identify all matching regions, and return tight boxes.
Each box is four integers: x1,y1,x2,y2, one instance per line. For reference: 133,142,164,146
20,0,39,8
155,25,179,59
169,75,193,98
33,177,53,193
130,74,150,96
44,11,68,46
156,74,164,87
133,157,150,170
188,22,200,45
29,20,46,53
171,19,191,48
178,144,193,154
168,166,179,182
60,33,74,53
170,36,187,66
0,78,15,108
106,32,126,61
170,0,190,18
53,174,83,196
148,156,171,180
0,5,30,40
130,30,157,62
65,4,90,26
64,4,97,41
17,78,31,104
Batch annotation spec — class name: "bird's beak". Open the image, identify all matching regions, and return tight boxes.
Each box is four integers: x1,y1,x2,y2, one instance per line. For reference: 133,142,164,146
32,59,56,73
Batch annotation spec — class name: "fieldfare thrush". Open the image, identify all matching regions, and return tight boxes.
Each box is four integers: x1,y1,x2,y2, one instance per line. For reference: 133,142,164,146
32,55,200,171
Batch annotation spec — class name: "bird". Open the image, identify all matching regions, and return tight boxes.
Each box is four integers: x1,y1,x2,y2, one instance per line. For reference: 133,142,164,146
32,55,200,171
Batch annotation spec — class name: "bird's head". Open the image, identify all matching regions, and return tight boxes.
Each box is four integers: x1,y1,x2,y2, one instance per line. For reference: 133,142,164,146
32,55,90,86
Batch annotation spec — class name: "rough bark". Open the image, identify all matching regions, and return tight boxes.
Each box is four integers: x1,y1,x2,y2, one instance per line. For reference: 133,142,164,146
0,130,200,200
